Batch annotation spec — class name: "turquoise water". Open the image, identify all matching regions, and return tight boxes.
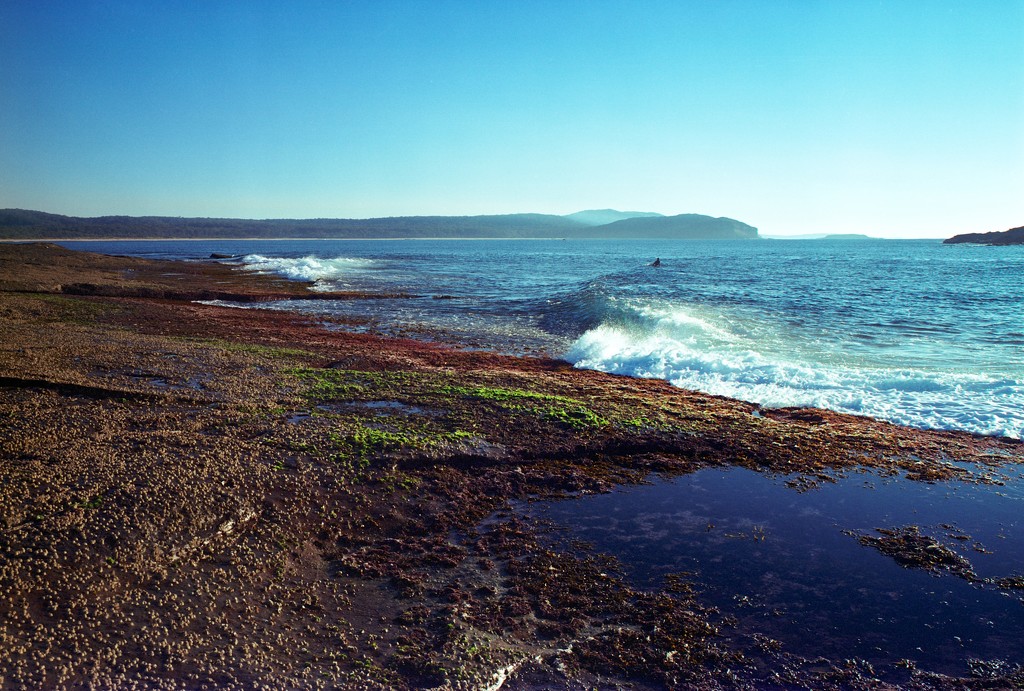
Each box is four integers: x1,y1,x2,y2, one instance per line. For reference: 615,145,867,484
63,238,1024,438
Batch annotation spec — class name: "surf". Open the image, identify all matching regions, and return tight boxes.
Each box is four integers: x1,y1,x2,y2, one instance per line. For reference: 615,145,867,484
566,296,1024,439
237,253,376,288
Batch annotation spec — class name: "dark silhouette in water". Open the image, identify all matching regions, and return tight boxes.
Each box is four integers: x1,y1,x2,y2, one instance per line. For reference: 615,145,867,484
651,257,661,267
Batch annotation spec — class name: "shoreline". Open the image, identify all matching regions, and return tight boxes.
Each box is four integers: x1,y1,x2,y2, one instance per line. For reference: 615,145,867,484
16,238,1014,440
1,236,953,243
2,242,1022,688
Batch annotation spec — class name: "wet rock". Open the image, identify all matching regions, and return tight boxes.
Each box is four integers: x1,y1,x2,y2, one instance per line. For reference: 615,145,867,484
847,526,978,581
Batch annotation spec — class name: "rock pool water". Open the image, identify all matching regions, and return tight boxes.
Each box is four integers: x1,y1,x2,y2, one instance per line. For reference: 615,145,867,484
526,465,1024,678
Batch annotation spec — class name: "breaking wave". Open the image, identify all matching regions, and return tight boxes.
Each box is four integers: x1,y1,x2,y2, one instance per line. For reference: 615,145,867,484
237,254,376,288
566,297,1024,439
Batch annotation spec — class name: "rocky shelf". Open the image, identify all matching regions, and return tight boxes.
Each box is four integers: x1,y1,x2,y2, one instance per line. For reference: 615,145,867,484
1,243,1022,688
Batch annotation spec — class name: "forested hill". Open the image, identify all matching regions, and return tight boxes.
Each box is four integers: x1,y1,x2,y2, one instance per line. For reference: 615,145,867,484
0,208,758,241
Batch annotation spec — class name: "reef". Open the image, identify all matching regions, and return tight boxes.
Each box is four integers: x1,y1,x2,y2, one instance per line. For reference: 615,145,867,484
1,242,1022,689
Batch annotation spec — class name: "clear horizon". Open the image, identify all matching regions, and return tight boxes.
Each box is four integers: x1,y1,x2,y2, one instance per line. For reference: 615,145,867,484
1,1,1022,239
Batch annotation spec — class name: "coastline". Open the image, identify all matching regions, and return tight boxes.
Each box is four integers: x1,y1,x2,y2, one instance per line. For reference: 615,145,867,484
1,236,577,243
1,242,1022,688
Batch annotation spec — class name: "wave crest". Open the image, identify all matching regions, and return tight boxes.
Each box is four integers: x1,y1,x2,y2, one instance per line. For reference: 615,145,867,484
238,254,375,287
567,299,1023,439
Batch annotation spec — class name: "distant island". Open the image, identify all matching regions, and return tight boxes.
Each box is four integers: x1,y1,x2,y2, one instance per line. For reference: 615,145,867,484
944,225,1024,246
763,233,876,241
819,233,875,241
0,208,758,241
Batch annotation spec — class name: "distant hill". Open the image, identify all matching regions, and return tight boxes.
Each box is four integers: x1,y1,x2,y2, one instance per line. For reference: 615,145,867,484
563,209,664,226
762,233,829,240
0,209,758,241
943,225,1024,246
0,210,582,240
580,214,758,240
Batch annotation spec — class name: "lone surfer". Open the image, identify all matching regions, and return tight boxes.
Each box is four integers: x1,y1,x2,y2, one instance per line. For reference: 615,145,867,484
651,257,661,267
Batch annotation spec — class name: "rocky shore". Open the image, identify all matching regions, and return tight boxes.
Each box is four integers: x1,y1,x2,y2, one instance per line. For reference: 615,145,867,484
943,225,1024,245
1,243,1022,689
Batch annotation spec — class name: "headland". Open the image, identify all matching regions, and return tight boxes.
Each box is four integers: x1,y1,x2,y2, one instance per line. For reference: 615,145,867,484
944,225,1024,245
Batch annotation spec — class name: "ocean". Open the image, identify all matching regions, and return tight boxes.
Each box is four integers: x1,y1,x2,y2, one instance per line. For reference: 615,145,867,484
64,238,1024,439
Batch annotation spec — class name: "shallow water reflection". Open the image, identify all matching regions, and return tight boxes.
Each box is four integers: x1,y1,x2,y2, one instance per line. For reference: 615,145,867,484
527,466,1024,677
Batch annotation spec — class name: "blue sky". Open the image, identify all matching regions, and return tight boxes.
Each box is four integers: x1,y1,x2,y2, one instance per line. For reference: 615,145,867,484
1,1,1021,237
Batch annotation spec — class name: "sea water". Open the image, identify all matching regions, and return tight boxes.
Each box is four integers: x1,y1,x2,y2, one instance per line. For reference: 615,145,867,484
62,238,1024,439
526,465,1024,677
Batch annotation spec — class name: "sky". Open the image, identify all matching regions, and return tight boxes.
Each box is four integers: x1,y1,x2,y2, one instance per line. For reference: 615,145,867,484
1,1,1022,238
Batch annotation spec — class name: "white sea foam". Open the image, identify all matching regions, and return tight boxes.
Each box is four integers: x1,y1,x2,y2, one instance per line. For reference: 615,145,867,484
567,299,1024,439
238,254,375,288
